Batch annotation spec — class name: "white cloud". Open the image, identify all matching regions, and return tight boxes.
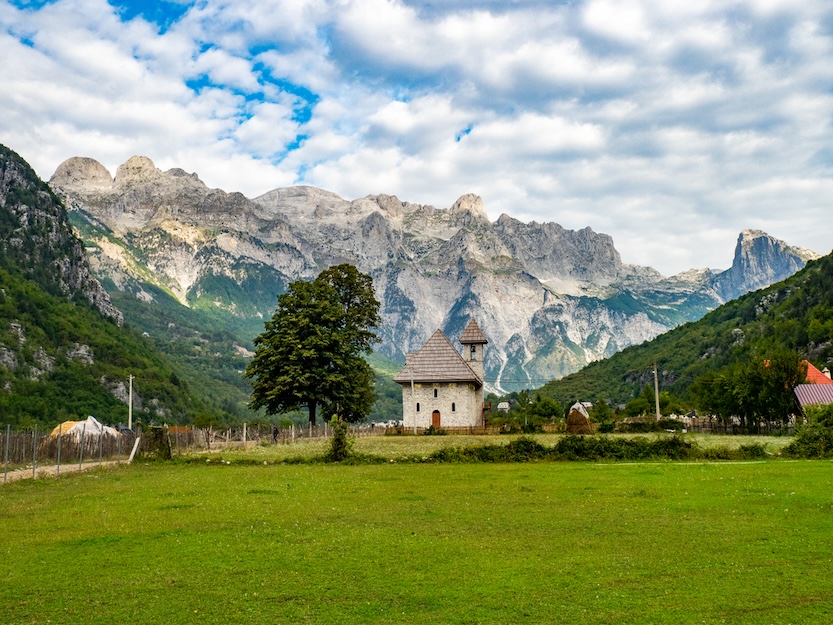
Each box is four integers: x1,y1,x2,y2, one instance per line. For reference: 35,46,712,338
2,0,833,274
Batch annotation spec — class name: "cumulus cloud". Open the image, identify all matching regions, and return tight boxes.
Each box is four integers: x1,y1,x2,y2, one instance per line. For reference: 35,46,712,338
1,0,833,274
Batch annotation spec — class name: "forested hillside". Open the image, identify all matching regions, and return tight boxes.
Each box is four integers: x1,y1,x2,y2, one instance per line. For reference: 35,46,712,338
0,145,209,427
539,252,833,407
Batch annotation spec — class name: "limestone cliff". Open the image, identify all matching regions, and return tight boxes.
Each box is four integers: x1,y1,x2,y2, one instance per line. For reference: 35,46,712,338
0,146,122,325
50,155,817,392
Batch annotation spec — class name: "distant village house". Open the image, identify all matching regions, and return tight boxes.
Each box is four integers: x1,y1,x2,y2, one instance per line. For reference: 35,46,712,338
394,319,488,429
794,360,833,414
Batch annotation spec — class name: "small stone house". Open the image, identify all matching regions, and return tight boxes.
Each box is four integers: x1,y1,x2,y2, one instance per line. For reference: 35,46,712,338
394,319,488,429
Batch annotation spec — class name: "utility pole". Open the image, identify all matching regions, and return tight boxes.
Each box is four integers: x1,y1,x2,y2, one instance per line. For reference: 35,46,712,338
653,362,661,422
128,374,134,430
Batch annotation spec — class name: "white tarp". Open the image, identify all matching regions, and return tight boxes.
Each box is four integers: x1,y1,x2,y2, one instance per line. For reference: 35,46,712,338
49,416,120,439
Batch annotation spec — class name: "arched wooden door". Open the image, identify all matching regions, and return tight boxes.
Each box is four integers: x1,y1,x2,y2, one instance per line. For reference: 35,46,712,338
432,410,441,428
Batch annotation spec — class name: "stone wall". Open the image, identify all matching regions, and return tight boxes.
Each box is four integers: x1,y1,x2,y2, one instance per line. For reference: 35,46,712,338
402,381,483,429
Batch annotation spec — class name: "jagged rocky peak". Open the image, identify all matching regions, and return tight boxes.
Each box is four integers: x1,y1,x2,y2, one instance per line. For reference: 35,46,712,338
254,185,349,220
50,156,113,191
738,228,819,263
713,229,821,301
451,193,488,217
114,155,165,186
373,194,405,217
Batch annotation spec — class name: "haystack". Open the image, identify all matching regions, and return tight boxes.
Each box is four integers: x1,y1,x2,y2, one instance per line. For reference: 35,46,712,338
49,416,120,440
566,402,593,434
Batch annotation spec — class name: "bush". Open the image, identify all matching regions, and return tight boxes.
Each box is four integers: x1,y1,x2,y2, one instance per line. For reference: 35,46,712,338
504,436,550,461
324,416,354,462
737,443,768,459
784,425,833,459
552,434,693,461
618,418,683,433
137,426,172,461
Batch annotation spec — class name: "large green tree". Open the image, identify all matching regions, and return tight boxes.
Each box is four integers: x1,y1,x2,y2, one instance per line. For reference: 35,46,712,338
690,350,806,431
244,264,381,425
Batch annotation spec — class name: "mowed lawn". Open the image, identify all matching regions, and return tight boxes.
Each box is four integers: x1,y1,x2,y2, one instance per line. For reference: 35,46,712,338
2,459,833,624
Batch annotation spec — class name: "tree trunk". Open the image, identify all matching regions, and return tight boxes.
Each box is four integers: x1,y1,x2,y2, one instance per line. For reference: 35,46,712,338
308,400,317,427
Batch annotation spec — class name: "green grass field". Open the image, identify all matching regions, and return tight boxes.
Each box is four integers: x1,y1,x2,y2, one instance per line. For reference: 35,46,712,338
2,445,833,624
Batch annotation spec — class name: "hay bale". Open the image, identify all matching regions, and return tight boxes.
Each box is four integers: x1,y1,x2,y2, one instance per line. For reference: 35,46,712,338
566,402,593,435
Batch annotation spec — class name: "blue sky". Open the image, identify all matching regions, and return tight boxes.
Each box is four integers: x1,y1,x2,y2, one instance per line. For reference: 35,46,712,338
2,0,833,274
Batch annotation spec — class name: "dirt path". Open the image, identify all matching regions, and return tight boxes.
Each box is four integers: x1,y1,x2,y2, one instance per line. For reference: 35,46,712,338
2,460,123,484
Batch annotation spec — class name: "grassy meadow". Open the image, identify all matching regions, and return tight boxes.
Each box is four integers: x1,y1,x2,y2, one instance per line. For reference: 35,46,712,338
3,439,833,625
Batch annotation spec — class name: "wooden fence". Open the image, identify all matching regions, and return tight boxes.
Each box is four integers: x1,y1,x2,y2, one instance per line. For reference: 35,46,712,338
1,424,137,483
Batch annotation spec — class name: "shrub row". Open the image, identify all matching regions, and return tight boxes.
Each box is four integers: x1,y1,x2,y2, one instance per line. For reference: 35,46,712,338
422,435,700,463
182,435,776,466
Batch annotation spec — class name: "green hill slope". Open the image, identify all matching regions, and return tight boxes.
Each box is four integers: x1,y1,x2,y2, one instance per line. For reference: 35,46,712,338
0,145,208,427
539,253,833,407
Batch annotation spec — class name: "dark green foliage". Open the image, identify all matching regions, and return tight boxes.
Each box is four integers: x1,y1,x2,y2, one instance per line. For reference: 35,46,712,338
589,396,615,432
0,145,206,428
424,434,696,463
619,418,684,433
689,350,805,430
784,426,833,458
368,368,403,422
137,426,173,461
539,253,833,409
738,442,768,459
0,267,204,428
785,404,833,458
324,416,354,462
553,434,694,461
245,264,381,425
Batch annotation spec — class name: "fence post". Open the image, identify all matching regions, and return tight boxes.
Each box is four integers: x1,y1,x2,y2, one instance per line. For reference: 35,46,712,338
56,423,62,476
243,422,247,446
98,427,104,468
79,422,86,469
117,433,121,465
32,424,38,479
3,424,9,484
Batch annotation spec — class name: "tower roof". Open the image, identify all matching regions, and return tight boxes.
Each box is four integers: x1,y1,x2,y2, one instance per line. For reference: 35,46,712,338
459,318,487,345
394,329,482,386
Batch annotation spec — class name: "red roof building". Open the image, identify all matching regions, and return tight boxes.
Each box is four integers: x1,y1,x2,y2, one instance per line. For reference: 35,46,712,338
803,360,833,385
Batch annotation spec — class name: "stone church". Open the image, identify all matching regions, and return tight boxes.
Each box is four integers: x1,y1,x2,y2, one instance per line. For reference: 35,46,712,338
393,319,488,429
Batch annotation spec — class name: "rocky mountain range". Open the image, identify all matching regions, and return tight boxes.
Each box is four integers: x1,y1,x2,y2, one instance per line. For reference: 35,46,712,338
0,145,206,426
50,155,819,393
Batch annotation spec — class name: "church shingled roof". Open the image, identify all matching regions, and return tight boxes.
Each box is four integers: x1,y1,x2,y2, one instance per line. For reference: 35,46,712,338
394,328,482,386
459,318,488,344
